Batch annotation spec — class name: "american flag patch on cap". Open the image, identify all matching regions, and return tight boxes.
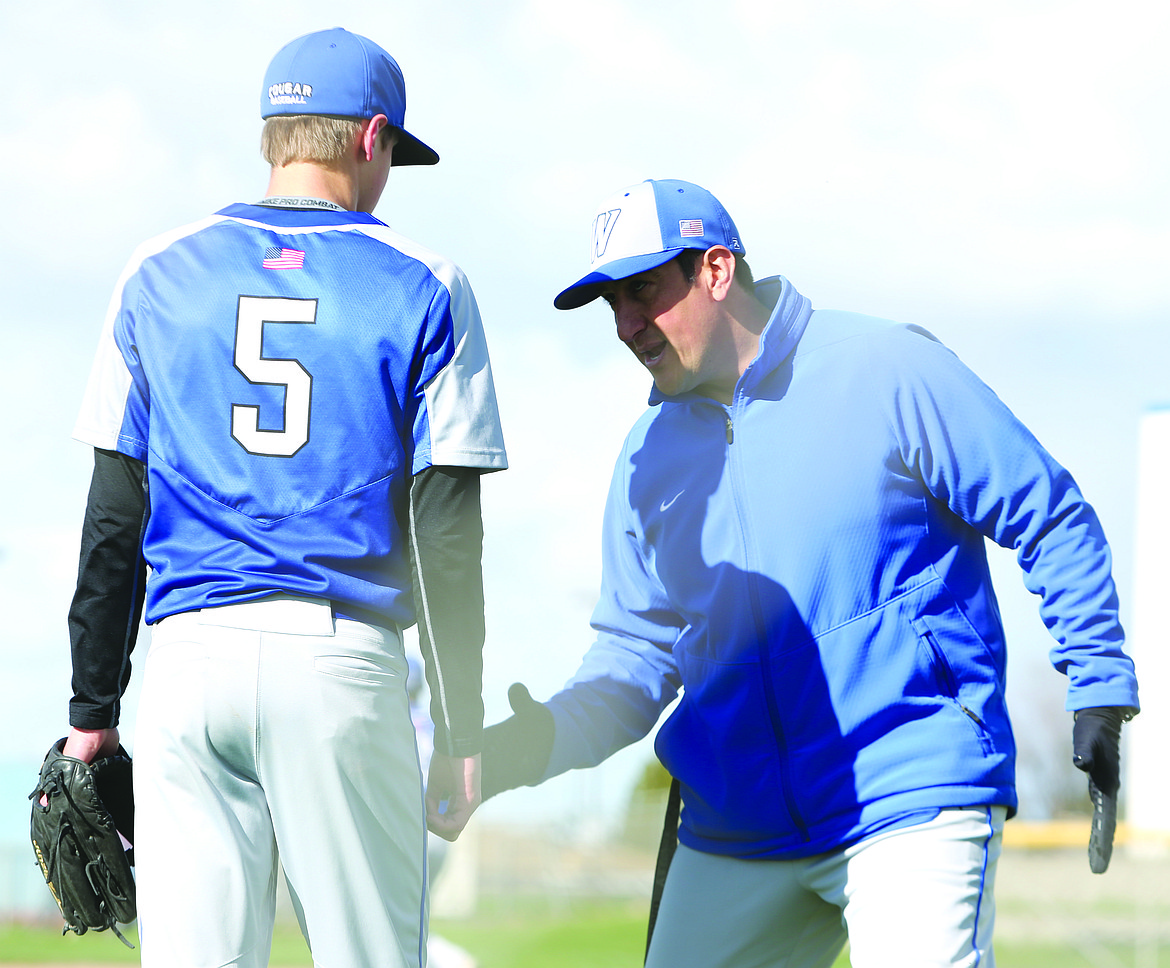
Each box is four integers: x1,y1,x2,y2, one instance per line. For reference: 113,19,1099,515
679,219,704,238
263,247,305,270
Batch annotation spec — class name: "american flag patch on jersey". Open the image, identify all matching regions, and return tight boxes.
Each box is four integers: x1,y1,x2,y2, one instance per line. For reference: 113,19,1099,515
679,219,704,238
263,247,305,270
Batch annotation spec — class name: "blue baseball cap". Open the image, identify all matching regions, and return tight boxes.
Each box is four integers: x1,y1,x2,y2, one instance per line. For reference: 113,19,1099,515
554,179,745,310
261,27,439,167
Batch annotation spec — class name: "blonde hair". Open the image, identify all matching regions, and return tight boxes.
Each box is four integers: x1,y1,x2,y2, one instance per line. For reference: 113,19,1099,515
261,116,395,167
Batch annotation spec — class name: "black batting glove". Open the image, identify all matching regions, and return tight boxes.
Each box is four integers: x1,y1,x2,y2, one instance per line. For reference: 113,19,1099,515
1072,705,1135,873
1071,706,1128,797
480,683,555,801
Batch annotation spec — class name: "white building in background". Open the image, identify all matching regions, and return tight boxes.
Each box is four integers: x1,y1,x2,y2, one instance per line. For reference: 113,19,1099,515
1126,407,1170,841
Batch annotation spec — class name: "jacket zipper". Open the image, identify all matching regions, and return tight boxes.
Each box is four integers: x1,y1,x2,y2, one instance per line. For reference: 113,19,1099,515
723,403,810,842
919,625,986,729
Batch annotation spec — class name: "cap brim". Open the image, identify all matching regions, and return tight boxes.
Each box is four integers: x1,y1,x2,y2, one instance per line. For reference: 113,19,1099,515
553,249,686,310
391,128,439,166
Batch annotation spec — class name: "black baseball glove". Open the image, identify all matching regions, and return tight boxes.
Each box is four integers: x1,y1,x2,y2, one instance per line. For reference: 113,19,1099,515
29,738,136,945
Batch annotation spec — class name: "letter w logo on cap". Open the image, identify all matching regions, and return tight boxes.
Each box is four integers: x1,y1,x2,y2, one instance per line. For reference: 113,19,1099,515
591,209,621,262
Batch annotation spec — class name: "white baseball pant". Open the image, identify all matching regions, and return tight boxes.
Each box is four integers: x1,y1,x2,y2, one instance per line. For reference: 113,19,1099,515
645,805,1005,968
133,595,428,968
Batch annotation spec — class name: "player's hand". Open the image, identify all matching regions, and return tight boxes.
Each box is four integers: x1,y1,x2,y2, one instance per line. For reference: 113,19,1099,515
40,728,121,806
481,683,554,801
426,752,481,842
62,727,121,764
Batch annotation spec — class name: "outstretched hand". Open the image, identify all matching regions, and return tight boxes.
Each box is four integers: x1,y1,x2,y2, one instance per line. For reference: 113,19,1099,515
480,683,554,801
425,752,481,842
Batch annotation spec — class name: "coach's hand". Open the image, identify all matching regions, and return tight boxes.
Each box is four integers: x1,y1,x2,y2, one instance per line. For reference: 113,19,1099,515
480,683,554,801
426,753,481,842
1072,707,1126,796
1072,706,1134,874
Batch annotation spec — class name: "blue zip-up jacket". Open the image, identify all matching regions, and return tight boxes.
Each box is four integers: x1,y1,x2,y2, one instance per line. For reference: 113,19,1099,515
544,276,1139,859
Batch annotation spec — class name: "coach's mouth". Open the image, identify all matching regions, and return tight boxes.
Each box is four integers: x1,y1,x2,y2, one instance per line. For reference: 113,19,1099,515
638,339,668,367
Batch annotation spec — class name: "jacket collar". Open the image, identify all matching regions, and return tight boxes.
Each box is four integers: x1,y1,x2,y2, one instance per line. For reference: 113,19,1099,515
648,275,813,406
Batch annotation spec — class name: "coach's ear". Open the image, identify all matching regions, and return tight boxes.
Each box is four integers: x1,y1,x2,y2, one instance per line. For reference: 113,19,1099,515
701,245,736,303
480,683,554,800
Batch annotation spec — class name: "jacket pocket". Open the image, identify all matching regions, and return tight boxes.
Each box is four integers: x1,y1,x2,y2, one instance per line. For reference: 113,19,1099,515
911,617,993,754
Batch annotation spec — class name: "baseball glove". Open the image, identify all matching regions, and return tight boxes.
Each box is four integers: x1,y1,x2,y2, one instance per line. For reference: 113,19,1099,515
29,738,136,946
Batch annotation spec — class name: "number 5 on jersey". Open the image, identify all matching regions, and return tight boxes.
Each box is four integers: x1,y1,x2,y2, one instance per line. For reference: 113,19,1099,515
231,296,317,457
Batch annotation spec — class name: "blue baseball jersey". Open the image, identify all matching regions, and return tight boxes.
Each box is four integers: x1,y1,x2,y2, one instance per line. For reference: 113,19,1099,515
74,203,507,627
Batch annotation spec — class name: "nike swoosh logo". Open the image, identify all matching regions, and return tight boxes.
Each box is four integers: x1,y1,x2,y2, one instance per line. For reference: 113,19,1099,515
660,491,684,512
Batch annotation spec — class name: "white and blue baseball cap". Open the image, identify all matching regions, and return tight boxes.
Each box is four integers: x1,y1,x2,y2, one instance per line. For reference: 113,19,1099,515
554,179,746,310
261,27,439,167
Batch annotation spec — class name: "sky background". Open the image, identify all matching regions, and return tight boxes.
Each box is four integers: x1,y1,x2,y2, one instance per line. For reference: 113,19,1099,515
2,0,1168,849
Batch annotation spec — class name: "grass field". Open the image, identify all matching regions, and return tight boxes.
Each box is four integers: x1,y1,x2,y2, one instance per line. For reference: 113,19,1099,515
3,898,1169,968
3,843,1167,966
431,899,1170,968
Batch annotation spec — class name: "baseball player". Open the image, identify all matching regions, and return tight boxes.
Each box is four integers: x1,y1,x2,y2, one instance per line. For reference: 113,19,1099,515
482,179,1139,967
59,28,506,968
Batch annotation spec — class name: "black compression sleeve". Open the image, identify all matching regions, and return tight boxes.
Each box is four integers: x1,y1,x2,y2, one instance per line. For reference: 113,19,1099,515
68,449,147,729
409,465,486,757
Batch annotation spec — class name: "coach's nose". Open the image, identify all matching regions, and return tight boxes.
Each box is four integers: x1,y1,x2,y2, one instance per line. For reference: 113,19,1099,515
613,294,647,345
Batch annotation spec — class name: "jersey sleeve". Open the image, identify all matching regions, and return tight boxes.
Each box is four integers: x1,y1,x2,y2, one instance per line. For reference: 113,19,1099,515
412,263,508,474
73,265,148,459
872,325,1138,711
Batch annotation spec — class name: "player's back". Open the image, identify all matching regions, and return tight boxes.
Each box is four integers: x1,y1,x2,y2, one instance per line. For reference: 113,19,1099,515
83,203,482,625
